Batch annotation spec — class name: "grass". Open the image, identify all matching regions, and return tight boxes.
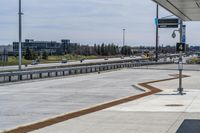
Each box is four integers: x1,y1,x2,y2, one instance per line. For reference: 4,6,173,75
188,57,200,64
0,56,32,66
42,55,98,62
0,55,98,66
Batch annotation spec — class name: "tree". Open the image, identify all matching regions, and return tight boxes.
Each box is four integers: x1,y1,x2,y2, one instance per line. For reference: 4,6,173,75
97,45,101,55
101,43,105,56
94,44,97,55
31,50,38,60
42,51,48,60
24,47,31,60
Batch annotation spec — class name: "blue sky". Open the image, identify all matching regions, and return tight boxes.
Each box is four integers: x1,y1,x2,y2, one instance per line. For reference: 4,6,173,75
0,0,200,46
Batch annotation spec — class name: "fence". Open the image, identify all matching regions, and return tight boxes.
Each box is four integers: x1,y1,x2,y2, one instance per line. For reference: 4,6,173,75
0,61,172,83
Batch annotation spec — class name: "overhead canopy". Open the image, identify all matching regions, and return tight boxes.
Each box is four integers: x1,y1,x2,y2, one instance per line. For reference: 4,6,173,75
152,0,200,21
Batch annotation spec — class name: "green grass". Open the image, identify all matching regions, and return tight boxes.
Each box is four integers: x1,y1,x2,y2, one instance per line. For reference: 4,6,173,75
189,57,200,64
0,55,98,66
46,55,97,62
0,56,32,66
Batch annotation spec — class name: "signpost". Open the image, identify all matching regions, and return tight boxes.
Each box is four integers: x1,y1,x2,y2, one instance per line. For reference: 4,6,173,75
182,25,186,43
158,18,179,28
176,43,185,52
177,21,185,95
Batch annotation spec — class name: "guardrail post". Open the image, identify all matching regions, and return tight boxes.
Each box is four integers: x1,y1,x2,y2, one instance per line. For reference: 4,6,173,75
48,72,50,77
56,72,58,76
80,68,82,74
18,75,22,80
39,73,42,78
9,76,11,82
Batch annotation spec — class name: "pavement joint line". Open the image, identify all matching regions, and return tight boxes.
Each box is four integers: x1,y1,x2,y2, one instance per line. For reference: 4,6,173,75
133,67,200,72
166,92,199,133
2,74,190,133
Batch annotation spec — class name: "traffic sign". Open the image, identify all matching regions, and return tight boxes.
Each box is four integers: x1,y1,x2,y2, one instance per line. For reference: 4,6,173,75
182,25,186,43
176,43,185,52
158,18,179,28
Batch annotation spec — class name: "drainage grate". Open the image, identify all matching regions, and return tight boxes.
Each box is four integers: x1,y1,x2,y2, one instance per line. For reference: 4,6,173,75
165,104,184,107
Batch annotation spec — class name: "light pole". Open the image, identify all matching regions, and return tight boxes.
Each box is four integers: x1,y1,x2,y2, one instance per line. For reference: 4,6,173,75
18,0,23,71
156,4,159,62
178,20,183,95
123,29,125,47
171,20,184,95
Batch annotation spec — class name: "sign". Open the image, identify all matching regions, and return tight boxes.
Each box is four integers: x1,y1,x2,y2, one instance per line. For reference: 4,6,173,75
182,25,186,43
176,43,185,52
158,18,179,28
154,18,158,26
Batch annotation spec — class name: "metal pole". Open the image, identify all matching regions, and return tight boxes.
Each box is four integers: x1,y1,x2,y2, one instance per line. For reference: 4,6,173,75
178,20,183,95
156,4,159,62
123,29,125,46
19,0,22,71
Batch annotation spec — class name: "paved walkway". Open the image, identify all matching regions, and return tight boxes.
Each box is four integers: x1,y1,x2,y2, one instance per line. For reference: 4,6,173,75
29,69,200,133
0,69,144,132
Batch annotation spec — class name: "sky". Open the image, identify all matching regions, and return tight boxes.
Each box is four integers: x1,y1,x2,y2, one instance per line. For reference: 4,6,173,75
0,0,200,46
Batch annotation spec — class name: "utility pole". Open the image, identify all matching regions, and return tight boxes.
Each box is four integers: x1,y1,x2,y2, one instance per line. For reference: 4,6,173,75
178,20,183,95
156,4,159,62
123,29,125,47
18,0,22,71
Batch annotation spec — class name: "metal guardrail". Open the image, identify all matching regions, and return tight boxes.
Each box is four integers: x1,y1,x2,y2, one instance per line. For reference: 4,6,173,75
0,61,173,83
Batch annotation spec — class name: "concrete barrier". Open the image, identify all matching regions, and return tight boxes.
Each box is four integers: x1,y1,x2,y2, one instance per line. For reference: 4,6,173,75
0,61,173,83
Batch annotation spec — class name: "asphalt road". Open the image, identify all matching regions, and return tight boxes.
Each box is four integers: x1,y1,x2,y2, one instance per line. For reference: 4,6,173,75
0,57,140,72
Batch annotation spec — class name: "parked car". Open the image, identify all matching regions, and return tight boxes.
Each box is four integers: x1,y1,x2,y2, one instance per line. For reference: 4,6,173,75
31,60,38,65
61,59,68,64
80,58,85,63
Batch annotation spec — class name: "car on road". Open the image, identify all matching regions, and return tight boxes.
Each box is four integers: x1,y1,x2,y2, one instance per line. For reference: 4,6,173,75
31,60,38,65
80,58,85,63
61,59,68,64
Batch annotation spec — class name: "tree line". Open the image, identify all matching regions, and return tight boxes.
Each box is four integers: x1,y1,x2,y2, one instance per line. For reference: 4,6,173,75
64,43,133,56
24,43,134,60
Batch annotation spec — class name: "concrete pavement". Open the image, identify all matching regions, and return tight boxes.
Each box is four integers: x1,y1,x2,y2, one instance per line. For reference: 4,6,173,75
29,68,200,133
1,64,200,133
1,68,148,132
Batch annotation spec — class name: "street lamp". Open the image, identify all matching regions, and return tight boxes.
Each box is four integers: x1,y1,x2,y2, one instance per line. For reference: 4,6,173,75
171,29,180,39
123,29,125,47
171,20,184,95
18,0,23,71
156,4,159,62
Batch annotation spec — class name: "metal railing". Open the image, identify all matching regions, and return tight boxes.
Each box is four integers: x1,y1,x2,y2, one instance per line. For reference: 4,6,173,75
0,61,173,83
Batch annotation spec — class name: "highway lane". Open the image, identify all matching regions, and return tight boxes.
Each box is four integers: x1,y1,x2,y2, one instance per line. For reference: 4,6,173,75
1,54,192,72
0,57,142,72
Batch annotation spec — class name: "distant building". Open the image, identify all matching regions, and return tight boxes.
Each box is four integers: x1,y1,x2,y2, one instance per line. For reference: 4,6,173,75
0,45,13,63
13,39,71,55
0,45,13,55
